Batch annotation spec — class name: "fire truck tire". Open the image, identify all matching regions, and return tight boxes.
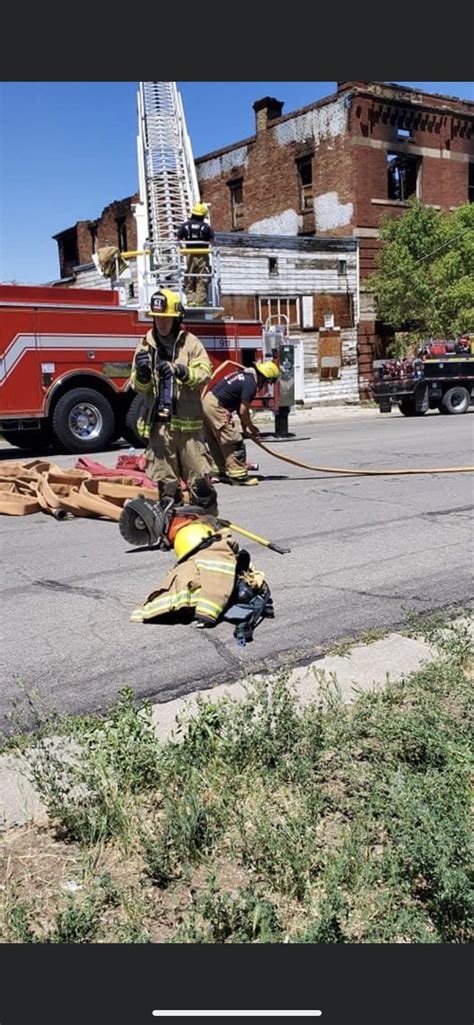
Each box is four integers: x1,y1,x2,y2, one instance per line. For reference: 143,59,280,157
122,394,147,448
398,398,426,417
439,386,470,415
1,423,52,451
52,388,115,452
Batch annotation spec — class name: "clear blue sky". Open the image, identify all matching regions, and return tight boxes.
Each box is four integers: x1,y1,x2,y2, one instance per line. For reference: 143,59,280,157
1,81,472,284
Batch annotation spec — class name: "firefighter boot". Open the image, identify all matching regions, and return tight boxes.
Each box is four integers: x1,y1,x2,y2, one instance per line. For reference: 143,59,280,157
190,477,219,516
228,476,260,487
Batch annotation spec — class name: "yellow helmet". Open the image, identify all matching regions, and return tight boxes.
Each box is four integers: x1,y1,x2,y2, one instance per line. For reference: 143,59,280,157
192,202,209,218
149,289,185,318
255,360,280,382
173,521,216,562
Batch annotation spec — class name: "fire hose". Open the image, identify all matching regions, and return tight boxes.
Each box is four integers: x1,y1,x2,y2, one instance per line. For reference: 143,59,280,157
250,436,474,476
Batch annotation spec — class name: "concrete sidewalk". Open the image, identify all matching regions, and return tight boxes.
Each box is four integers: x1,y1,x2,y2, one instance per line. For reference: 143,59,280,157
0,630,435,831
253,401,385,429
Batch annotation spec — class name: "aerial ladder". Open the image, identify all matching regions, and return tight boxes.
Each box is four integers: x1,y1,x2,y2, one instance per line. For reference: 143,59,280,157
107,81,222,317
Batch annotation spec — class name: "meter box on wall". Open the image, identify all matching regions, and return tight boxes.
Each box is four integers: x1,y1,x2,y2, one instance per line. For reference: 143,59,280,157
264,326,295,407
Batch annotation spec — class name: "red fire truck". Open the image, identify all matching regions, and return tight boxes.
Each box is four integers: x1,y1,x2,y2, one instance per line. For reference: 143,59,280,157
0,283,267,453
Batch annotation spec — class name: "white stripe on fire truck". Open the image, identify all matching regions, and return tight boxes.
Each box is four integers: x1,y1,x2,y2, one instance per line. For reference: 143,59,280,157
0,332,264,385
0,334,140,385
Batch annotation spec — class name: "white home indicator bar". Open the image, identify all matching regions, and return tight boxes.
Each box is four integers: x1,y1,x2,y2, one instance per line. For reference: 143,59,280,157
152,1013,322,1018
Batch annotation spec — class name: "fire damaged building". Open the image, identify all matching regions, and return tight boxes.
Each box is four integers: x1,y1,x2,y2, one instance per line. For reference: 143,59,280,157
196,81,473,394
52,81,473,403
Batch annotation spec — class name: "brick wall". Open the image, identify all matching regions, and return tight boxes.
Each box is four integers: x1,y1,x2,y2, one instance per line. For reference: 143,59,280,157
349,89,473,277
53,82,472,400
197,91,354,238
54,195,138,279
197,84,473,249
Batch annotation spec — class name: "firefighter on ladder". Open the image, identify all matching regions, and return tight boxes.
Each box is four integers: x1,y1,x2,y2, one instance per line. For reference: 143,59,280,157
202,361,280,486
177,202,214,307
130,288,219,515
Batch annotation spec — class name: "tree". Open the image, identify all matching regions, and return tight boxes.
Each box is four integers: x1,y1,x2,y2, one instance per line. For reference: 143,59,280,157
369,201,474,353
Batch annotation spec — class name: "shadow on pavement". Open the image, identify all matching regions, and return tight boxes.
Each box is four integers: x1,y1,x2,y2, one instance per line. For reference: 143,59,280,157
0,439,131,462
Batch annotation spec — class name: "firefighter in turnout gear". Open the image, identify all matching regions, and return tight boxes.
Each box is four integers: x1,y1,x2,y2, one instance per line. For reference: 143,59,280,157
202,361,280,486
130,289,218,514
129,517,275,645
177,202,215,307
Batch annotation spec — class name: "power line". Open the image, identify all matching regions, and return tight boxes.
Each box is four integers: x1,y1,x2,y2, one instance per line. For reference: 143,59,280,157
374,224,473,281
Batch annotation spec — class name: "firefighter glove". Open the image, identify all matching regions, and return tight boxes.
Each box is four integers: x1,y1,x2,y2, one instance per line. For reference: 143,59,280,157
173,363,189,382
135,350,152,383
159,361,174,380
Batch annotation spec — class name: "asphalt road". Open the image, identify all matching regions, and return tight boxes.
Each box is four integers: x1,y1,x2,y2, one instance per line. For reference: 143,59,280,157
1,410,473,732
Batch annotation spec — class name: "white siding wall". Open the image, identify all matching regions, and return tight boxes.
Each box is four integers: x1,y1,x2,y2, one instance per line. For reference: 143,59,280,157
219,249,358,298
219,245,359,405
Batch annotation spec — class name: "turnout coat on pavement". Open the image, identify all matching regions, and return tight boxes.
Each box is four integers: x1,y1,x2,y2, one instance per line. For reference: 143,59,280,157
130,528,241,626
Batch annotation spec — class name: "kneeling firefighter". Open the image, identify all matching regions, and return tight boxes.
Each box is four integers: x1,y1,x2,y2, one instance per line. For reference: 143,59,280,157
130,288,218,516
202,360,280,486
129,515,274,646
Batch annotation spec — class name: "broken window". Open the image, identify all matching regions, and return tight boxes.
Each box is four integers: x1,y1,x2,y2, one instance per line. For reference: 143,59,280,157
259,296,300,329
469,162,474,204
116,217,128,252
268,257,278,276
387,152,420,201
297,155,313,210
88,223,98,254
229,178,244,229
60,230,79,276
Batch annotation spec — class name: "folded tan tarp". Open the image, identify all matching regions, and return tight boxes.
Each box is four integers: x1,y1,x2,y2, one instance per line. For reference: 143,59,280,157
0,460,156,520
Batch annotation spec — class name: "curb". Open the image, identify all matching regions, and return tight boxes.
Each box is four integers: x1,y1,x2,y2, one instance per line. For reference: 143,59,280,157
0,631,434,831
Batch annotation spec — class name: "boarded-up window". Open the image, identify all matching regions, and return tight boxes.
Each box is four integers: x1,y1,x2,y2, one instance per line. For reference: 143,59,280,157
319,332,342,379
258,296,300,329
314,293,353,328
221,294,258,320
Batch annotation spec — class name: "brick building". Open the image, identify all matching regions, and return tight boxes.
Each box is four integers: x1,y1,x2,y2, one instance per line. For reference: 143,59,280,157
196,81,474,393
54,195,139,279
51,81,473,402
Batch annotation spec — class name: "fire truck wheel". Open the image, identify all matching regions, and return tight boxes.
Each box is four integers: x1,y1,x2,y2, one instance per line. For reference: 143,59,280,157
1,423,52,452
122,394,147,448
439,386,470,415
52,388,115,452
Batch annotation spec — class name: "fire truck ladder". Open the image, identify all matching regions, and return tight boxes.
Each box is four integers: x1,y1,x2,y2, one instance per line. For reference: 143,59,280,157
135,81,222,317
